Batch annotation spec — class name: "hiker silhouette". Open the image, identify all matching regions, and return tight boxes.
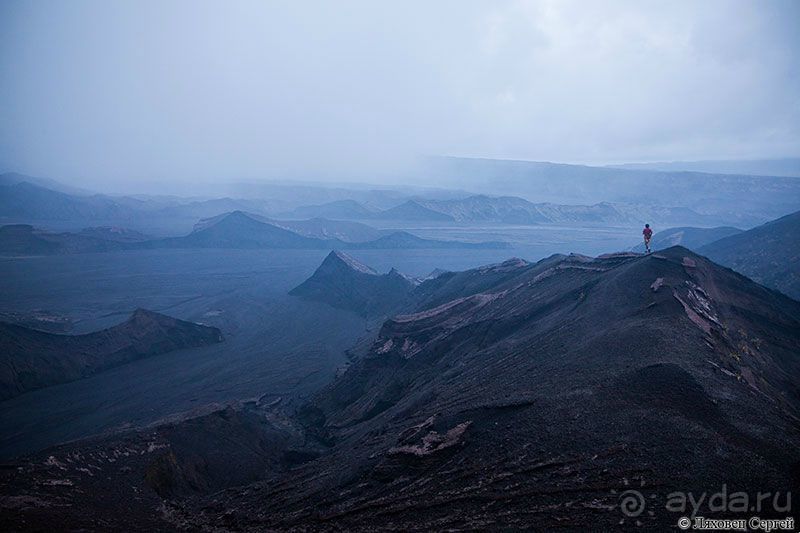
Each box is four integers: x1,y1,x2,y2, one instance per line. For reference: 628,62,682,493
642,224,653,253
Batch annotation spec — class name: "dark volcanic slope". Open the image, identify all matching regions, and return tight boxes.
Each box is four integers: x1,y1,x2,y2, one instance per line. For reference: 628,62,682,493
289,251,418,317
0,401,309,533
205,247,800,530
4,249,799,531
699,210,800,300
0,309,223,400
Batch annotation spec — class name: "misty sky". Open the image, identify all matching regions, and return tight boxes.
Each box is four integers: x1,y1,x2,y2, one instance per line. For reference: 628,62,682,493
1,0,799,190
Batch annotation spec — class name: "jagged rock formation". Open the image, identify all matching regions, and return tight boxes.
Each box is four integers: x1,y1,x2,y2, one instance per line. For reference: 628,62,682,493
289,251,419,317
0,309,223,399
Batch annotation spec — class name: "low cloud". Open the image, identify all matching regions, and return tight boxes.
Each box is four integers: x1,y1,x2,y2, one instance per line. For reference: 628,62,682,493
0,0,798,190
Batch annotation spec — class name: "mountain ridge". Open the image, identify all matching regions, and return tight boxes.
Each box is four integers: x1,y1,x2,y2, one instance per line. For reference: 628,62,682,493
699,210,800,300
1,211,508,254
0,309,223,400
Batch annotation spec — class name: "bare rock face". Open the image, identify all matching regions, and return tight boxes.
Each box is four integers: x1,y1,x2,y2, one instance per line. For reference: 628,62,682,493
289,250,418,318
388,420,471,457
0,402,311,532
0,309,223,399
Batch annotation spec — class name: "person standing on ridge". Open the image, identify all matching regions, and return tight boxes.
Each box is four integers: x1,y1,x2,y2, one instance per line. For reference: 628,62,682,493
642,223,653,253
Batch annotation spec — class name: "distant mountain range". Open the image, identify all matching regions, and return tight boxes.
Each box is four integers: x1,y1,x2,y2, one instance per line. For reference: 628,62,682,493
0,211,508,255
284,199,380,220
418,156,800,225
156,211,507,250
0,309,223,400
0,181,140,221
610,157,800,178
375,200,456,221
269,217,385,242
415,196,717,226
0,171,93,195
77,226,152,242
11,247,799,529
285,196,720,226
3,172,796,230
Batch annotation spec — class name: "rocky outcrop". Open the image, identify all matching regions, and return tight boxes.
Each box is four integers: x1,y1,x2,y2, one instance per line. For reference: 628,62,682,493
289,250,418,317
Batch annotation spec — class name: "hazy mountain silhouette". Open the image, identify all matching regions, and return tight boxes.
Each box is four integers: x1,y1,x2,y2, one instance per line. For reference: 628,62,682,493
350,230,509,250
699,210,800,300
422,156,800,225
414,196,712,225
155,211,335,249
0,172,93,196
154,212,507,251
0,211,507,255
0,182,137,222
286,194,719,225
77,226,152,243
374,199,456,221
610,158,800,178
632,226,743,253
285,199,380,220
269,217,385,242
152,197,274,221
0,309,223,400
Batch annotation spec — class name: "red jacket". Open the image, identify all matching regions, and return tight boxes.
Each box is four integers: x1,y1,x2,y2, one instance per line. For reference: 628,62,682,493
643,228,653,239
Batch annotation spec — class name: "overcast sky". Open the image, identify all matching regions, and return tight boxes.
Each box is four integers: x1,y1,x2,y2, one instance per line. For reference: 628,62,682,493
1,0,798,190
